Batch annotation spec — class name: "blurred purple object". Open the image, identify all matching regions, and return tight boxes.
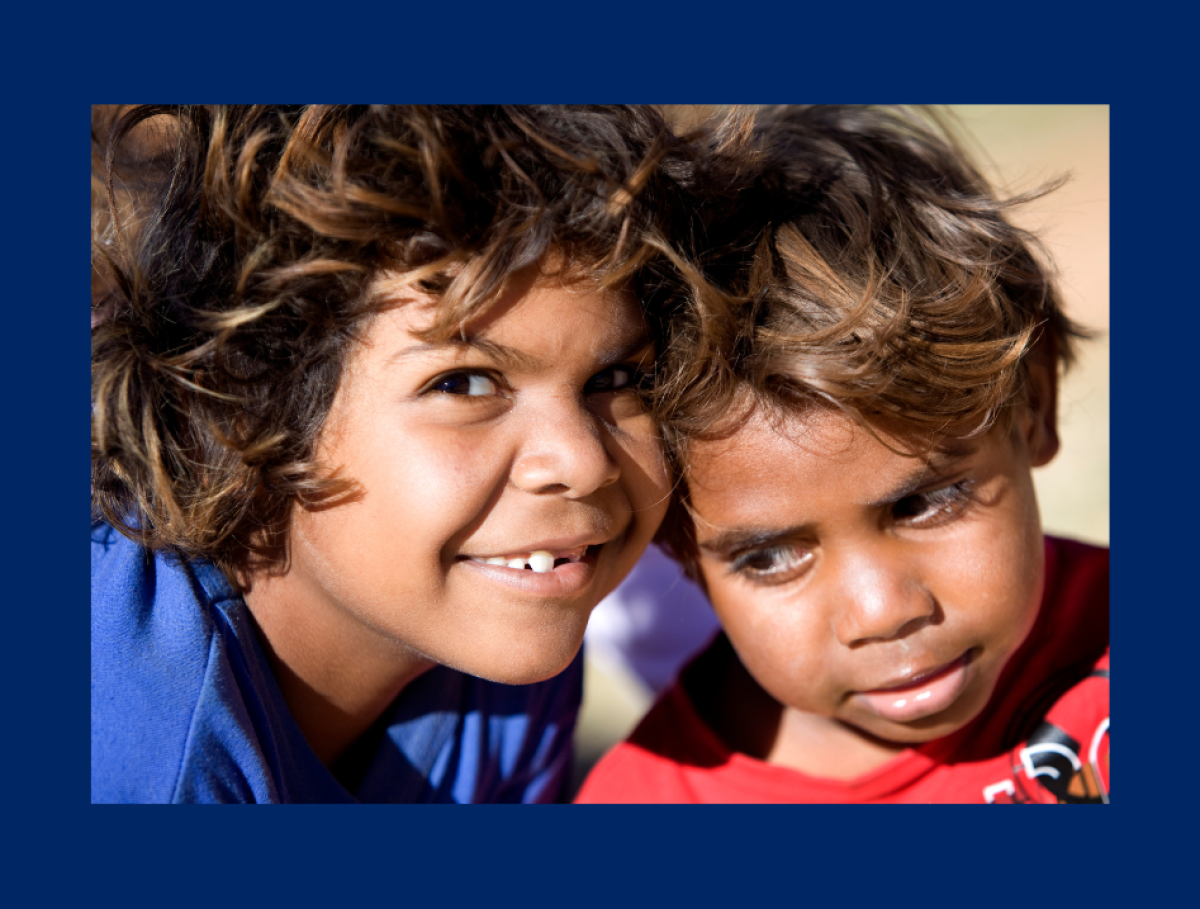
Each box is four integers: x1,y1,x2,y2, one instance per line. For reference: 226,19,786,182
585,544,719,697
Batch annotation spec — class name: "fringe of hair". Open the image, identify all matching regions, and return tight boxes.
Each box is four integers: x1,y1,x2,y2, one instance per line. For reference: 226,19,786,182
652,105,1091,576
91,104,726,585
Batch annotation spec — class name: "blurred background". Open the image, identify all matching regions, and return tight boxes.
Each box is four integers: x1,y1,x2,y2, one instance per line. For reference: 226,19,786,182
570,105,1110,796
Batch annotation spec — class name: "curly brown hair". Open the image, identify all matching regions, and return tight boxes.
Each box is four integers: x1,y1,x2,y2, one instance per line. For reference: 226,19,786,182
91,104,730,586
655,105,1091,575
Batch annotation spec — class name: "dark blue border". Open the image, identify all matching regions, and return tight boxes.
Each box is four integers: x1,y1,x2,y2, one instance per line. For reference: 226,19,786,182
22,2,1179,905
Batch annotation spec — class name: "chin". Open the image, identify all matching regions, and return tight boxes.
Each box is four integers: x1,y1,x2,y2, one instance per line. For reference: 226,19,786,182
872,718,969,747
471,651,581,686
442,624,587,686
865,690,992,747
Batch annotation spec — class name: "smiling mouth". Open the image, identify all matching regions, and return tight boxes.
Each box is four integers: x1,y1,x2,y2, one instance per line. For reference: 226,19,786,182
462,545,594,574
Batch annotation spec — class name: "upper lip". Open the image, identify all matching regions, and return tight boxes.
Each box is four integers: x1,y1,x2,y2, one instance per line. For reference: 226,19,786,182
861,652,968,693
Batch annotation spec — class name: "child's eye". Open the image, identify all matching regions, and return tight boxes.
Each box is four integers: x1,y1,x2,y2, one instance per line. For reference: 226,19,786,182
729,543,813,585
892,480,976,528
428,372,503,397
585,364,648,394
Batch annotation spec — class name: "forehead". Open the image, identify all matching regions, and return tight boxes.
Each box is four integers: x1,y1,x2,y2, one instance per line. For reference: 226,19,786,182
688,406,851,497
349,265,647,379
367,263,640,341
686,407,940,529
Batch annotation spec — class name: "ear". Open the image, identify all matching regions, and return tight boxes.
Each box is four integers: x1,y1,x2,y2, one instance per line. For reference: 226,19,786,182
1020,334,1061,467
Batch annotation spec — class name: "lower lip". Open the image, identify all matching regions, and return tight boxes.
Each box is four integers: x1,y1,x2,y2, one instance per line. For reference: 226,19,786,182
853,652,972,724
457,549,600,599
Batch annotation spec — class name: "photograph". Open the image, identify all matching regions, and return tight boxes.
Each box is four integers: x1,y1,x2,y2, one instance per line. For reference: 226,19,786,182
91,105,1108,806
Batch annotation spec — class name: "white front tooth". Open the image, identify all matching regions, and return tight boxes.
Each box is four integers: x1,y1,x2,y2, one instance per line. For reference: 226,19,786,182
485,557,507,565
528,551,555,573
507,558,526,569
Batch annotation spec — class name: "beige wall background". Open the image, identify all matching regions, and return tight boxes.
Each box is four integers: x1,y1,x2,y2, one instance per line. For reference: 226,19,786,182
571,105,1110,793
952,105,1109,546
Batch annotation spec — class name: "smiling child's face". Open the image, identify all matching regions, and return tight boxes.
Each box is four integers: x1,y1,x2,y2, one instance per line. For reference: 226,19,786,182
686,385,1059,761
275,264,670,686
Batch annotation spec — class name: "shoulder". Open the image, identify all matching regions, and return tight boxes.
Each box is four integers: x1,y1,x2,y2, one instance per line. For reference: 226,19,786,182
1005,646,1110,803
462,650,586,802
91,521,251,802
574,682,721,803
1044,535,1109,615
91,522,221,713
1034,535,1109,673
575,641,727,804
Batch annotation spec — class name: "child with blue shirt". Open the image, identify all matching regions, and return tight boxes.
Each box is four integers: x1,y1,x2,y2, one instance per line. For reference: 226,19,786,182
91,105,724,802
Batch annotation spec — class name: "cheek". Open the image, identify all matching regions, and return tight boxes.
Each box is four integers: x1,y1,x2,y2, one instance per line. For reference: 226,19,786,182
986,536,1044,646
936,502,1045,652
318,425,509,561
704,574,833,705
612,414,671,511
390,432,500,520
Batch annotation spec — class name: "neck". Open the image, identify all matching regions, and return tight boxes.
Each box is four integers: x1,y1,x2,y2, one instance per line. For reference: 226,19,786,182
698,642,905,781
242,571,435,773
769,709,906,780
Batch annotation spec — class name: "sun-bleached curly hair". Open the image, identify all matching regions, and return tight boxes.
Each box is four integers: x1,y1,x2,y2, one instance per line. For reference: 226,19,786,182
91,104,734,585
654,105,1090,574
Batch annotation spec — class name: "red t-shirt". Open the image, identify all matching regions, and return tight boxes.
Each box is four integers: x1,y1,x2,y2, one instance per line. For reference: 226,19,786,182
576,537,1109,804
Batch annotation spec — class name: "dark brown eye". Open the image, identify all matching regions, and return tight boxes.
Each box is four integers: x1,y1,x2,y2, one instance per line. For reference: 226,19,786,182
893,481,975,527
430,372,501,396
586,364,646,394
730,544,812,584
892,494,930,521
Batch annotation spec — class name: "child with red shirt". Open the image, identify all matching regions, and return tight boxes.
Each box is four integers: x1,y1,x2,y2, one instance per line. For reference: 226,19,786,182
576,106,1108,804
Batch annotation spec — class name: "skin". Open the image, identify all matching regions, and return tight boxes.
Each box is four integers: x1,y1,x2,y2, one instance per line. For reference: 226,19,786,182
244,263,671,769
686,358,1059,780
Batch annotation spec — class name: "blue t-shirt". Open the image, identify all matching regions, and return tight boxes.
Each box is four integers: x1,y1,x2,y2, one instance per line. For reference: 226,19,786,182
91,522,583,803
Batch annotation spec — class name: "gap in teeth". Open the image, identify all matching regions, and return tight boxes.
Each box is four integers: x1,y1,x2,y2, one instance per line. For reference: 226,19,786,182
480,548,587,574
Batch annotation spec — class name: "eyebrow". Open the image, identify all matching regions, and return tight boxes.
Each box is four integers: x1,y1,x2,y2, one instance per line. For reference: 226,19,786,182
698,525,806,558
868,453,960,508
861,447,968,509
386,337,544,372
386,329,655,372
696,442,978,556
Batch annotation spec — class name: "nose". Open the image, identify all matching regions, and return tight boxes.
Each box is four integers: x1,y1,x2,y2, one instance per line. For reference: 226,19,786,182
510,397,620,498
832,546,937,646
